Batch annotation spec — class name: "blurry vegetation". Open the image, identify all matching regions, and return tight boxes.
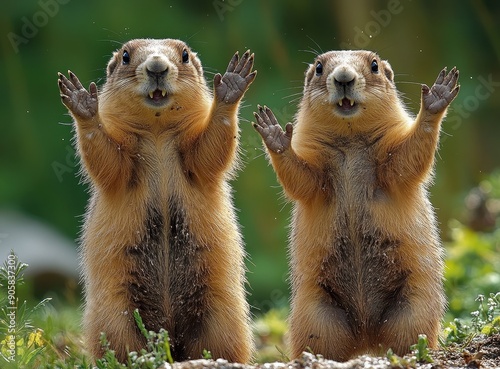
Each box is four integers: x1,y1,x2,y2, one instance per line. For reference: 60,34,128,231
444,171,500,320
0,252,53,368
1,0,500,367
253,308,289,363
442,292,500,346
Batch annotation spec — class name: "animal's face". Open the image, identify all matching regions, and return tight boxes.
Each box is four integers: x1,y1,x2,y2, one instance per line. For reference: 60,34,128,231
303,50,395,118
105,38,206,111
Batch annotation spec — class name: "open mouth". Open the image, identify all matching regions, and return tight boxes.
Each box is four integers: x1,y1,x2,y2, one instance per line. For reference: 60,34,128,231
335,97,358,115
146,89,169,105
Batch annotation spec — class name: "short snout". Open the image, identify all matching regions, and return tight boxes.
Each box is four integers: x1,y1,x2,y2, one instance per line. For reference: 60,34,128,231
332,65,357,89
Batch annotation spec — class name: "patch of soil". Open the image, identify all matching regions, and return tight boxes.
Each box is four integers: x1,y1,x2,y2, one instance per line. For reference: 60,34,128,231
432,334,500,368
161,334,500,369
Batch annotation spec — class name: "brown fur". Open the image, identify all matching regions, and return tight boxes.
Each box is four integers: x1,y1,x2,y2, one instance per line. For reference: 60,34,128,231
58,39,255,362
254,50,459,361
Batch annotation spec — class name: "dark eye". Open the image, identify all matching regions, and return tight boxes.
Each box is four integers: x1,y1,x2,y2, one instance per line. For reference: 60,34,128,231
371,59,379,73
122,50,130,65
182,49,189,63
315,62,323,76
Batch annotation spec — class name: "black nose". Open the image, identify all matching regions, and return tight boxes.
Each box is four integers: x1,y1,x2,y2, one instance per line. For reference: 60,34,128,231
334,75,355,88
146,62,168,79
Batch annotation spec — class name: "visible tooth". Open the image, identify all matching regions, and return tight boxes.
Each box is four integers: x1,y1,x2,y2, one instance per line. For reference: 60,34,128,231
149,91,154,99
338,99,343,107
350,99,354,106
161,90,167,97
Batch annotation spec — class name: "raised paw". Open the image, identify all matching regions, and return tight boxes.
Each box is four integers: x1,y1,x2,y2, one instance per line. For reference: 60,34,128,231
214,50,257,104
253,105,292,154
422,67,460,115
58,71,98,120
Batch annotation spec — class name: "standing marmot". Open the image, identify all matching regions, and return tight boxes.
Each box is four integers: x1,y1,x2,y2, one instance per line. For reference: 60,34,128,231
253,50,459,361
57,38,256,362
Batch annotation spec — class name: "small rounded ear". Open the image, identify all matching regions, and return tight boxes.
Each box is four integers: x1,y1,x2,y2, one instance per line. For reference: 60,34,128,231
305,63,313,77
191,51,204,76
304,63,314,88
107,51,119,78
381,60,394,83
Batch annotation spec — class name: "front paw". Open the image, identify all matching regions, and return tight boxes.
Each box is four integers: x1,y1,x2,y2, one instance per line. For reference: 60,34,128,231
58,71,98,120
253,105,292,154
422,67,460,114
214,50,257,104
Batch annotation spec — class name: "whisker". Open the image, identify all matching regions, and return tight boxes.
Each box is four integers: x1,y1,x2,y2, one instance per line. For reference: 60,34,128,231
306,36,324,55
186,30,205,43
299,48,320,57
282,93,303,102
278,197,290,213
98,34,125,45
203,67,218,75
395,81,423,86
239,103,253,112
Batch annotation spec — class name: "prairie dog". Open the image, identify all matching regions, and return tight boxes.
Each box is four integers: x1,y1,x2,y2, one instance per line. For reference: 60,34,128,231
57,38,256,362
253,50,459,361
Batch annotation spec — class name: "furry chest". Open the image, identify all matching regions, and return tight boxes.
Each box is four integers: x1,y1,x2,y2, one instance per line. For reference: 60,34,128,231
327,143,381,212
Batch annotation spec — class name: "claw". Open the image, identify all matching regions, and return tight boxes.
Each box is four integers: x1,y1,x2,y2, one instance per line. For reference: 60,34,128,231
234,50,251,74
242,49,251,59
422,67,460,114
226,51,239,73
57,70,98,119
252,105,291,154
240,52,255,77
435,68,446,85
216,50,256,104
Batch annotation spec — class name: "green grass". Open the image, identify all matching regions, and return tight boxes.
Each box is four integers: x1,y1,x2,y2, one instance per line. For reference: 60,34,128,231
0,254,175,369
444,171,500,320
2,170,500,368
386,334,433,367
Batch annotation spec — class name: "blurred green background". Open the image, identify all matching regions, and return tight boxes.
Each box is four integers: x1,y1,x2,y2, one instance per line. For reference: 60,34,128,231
1,0,499,317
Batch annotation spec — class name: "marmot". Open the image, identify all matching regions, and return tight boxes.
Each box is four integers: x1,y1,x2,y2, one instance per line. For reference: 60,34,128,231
57,38,256,362
253,50,459,361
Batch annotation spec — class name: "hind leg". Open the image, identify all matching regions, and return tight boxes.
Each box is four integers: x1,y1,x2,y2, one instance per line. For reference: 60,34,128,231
288,288,358,362
378,287,445,355
377,239,445,355
84,297,145,362
187,290,253,362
